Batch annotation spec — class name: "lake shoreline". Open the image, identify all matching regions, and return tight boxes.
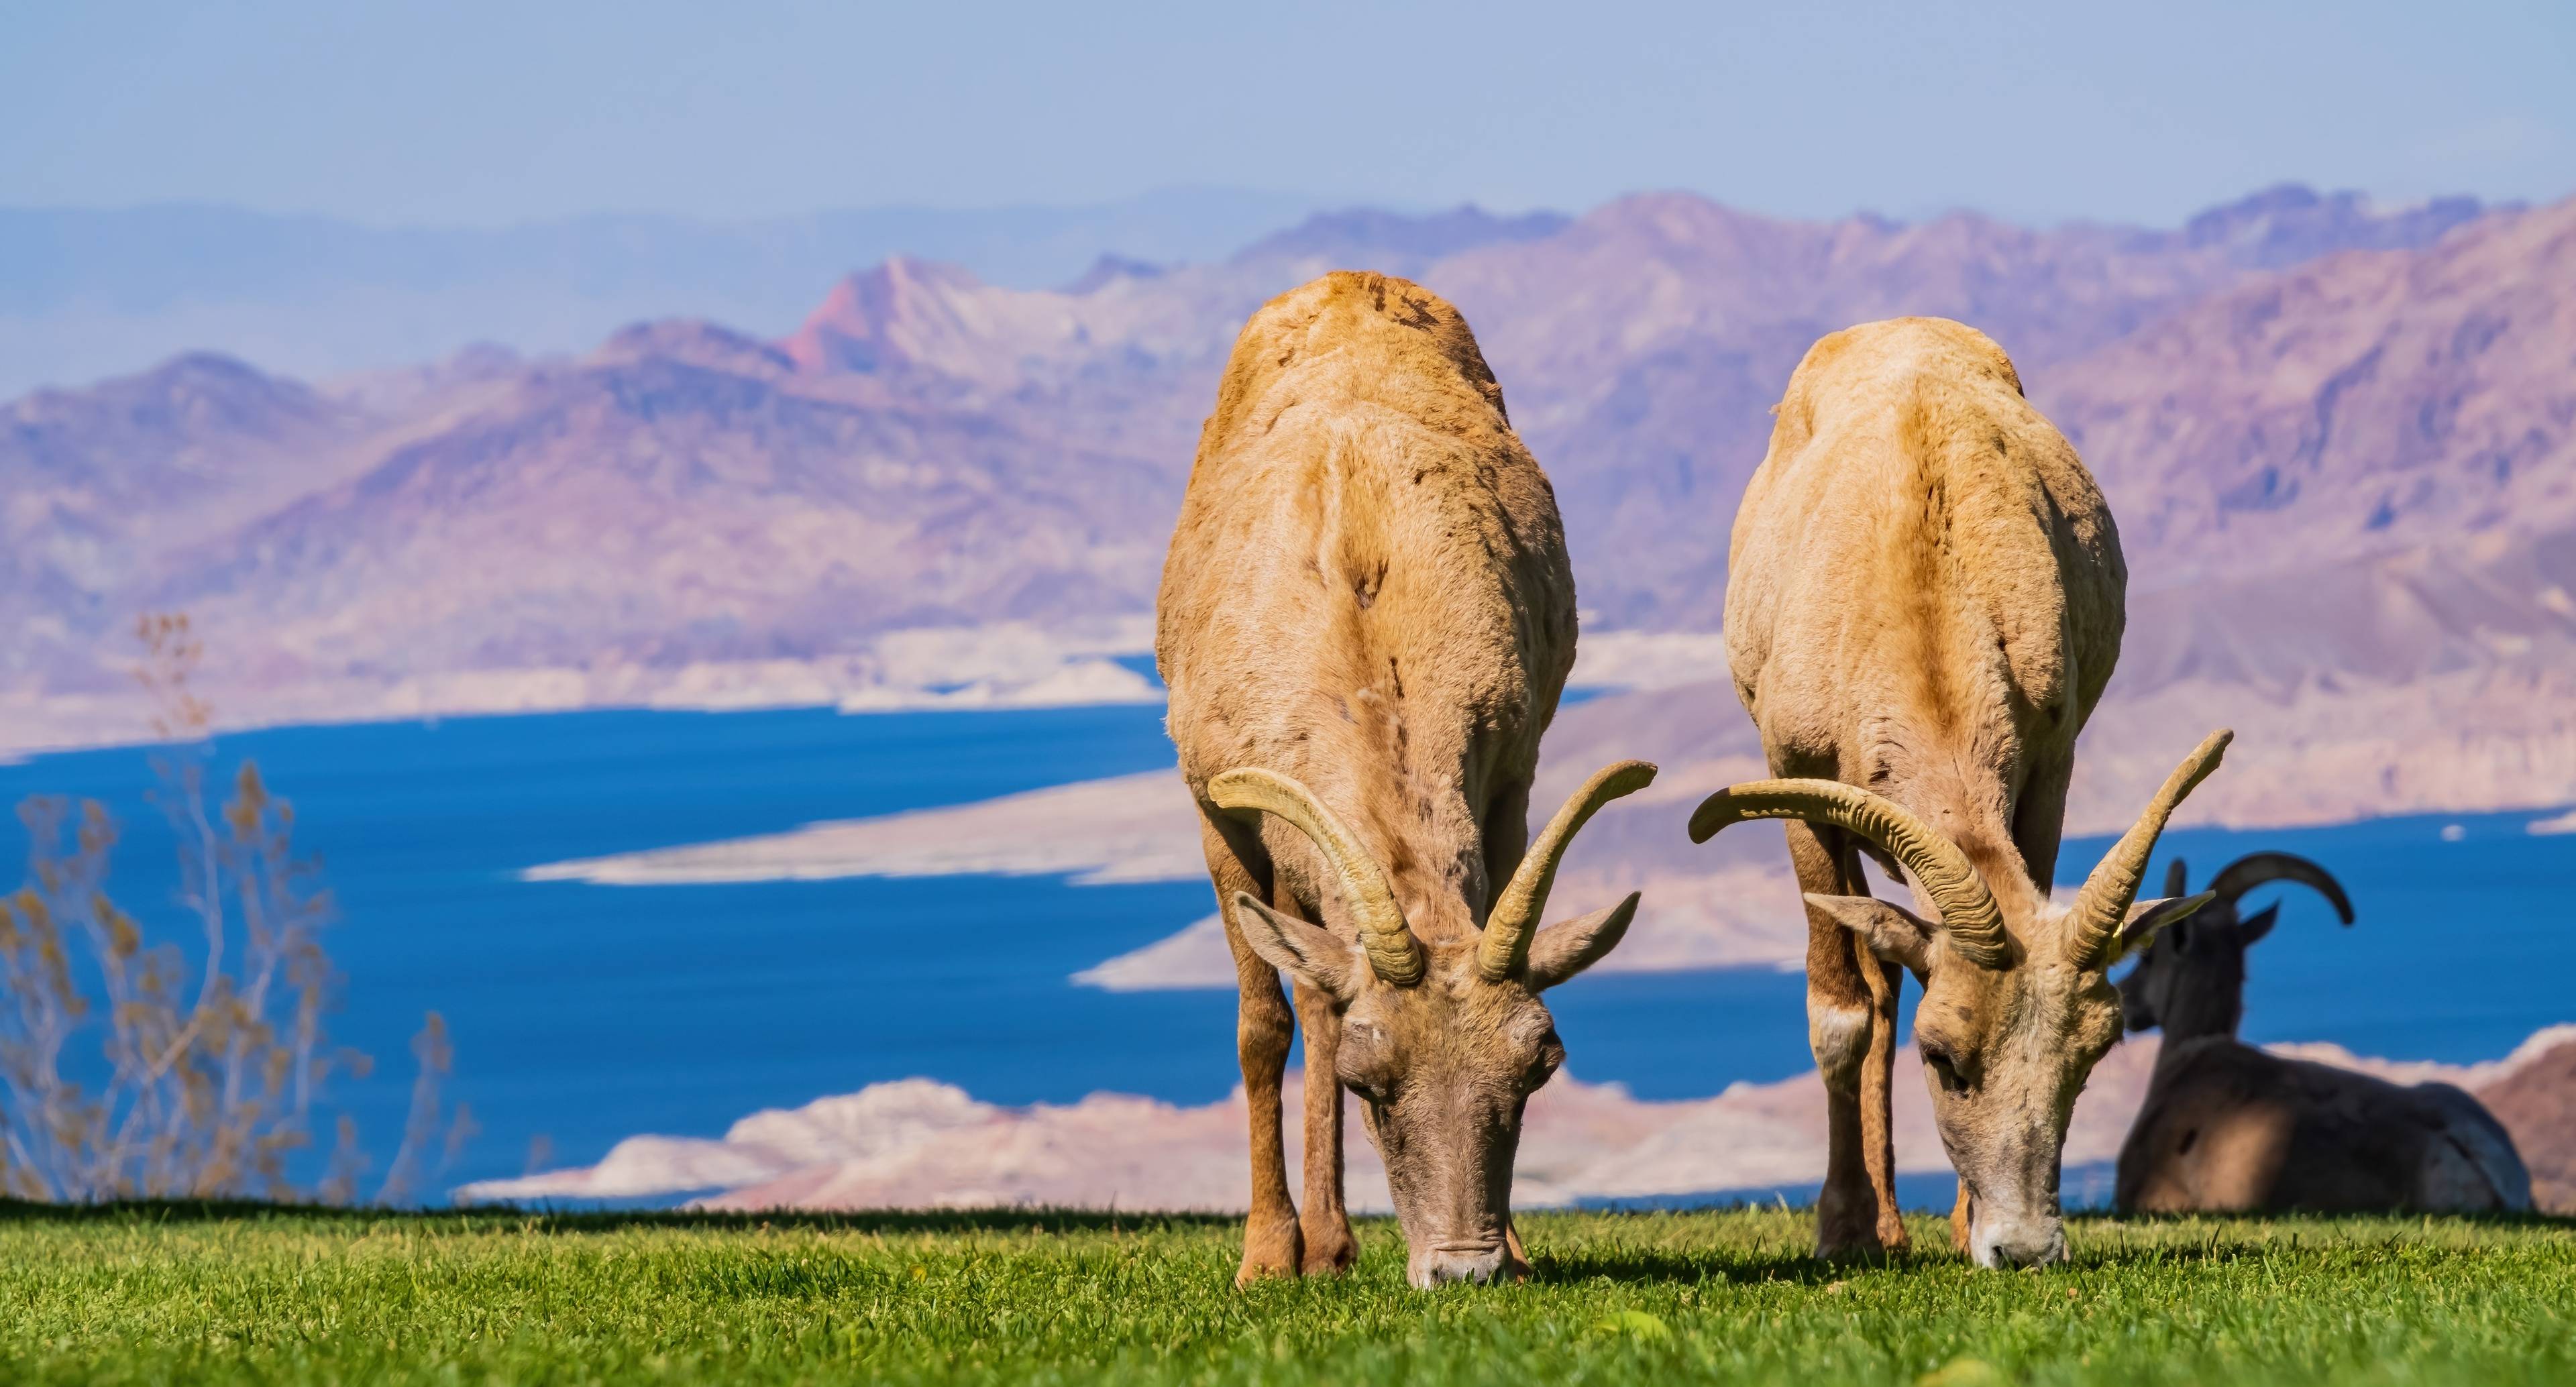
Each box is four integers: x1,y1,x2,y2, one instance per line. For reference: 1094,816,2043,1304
1,702,2568,1205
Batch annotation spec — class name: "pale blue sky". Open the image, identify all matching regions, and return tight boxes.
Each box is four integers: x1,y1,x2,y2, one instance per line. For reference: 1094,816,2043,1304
4,0,2571,227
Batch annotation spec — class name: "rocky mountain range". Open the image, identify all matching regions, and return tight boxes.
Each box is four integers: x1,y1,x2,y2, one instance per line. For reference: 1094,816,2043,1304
0,189,1336,398
7,182,2574,830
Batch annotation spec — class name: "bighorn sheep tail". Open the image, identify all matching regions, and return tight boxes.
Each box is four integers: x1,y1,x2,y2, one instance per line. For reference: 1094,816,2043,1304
1207,767,1426,987
2069,729,2234,968
2205,851,2355,926
1479,760,1658,982
1687,777,2010,968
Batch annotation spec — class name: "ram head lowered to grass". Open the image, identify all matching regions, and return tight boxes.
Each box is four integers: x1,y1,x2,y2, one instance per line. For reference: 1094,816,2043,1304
1156,272,1653,1289
1689,317,2224,1268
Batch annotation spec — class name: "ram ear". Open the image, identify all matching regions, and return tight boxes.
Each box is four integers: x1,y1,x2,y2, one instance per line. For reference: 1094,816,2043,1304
2112,892,2215,963
1229,893,1362,1002
1523,893,1639,991
1804,894,1934,982
2237,902,2281,947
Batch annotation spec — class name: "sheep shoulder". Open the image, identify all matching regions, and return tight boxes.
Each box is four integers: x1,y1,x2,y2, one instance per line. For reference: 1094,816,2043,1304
1156,272,1576,844
1723,316,2123,762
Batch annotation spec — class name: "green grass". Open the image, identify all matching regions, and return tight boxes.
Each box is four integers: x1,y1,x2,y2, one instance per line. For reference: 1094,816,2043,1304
0,1203,2569,1385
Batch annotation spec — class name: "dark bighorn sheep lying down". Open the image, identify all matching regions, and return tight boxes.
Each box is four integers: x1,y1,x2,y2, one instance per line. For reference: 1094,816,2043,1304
1690,317,2225,1268
2115,853,2532,1213
1157,272,1654,1289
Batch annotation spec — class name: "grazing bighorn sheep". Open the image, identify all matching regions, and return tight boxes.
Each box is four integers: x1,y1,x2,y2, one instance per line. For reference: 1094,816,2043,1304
2116,854,2532,1213
1689,317,2224,1267
1157,272,1652,1289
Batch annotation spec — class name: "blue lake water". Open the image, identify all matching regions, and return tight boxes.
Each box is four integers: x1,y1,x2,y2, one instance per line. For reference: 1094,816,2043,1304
1,704,2568,1199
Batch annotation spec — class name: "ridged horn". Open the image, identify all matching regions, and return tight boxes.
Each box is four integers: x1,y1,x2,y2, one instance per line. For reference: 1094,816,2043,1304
1207,767,1424,987
2068,730,2234,968
2205,851,2354,926
1479,760,1658,982
1688,777,2011,968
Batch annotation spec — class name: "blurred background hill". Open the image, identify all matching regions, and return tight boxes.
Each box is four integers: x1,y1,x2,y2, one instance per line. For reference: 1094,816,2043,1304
7,182,2572,835
0,189,1335,394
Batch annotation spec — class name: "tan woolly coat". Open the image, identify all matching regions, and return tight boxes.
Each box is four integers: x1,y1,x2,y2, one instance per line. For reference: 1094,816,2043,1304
1725,315,2125,893
1701,317,2223,1270
1157,273,1648,1292
1159,272,1576,943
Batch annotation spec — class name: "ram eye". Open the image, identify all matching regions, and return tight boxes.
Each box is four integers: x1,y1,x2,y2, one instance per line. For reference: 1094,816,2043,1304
1924,1047,1970,1095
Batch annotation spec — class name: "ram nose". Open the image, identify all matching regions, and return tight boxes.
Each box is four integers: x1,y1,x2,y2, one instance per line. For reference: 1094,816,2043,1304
1408,1240,1506,1288
1972,1215,2068,1270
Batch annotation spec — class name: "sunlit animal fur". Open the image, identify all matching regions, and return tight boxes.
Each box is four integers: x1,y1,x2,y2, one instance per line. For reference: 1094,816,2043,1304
1689,317,2225,1267
1157,272,1653,1289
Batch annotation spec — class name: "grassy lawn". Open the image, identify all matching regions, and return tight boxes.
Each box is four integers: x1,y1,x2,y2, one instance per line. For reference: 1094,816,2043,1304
0,1203,2569,1385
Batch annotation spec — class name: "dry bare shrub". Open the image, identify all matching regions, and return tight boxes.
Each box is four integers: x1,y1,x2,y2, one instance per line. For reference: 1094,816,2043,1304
0,614,470,1203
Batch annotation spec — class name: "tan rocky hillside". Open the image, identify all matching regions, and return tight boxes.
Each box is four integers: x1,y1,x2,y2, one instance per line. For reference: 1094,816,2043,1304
2053,199,2576,589
158,321,1177,680
4,184,2565,803
2473,1033,2576,1213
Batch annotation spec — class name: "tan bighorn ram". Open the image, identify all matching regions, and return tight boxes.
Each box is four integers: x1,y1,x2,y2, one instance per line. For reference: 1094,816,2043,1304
1689,317,2224,1268
2116,854,2532,1213
1157,272,1653,1289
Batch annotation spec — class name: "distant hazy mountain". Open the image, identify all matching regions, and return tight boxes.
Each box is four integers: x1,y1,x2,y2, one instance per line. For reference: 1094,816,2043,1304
0,188,1341,395
1428,186,2499,628
9,181,2571,829
2052,198,2576,590
1527,195,2576,835
1228,205,1571,278
2162,183,2491,269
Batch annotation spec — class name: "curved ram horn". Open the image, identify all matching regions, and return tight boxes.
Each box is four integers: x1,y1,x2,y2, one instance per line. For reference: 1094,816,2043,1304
2206,851,2355,926
1688,777,2010,968
1208,767,1425,987
2068,729,2234,968
1479,760,1658,982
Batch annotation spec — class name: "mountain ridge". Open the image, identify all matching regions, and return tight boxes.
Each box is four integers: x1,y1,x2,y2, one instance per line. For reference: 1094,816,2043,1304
0,188,1341,396
7,181,2571,834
